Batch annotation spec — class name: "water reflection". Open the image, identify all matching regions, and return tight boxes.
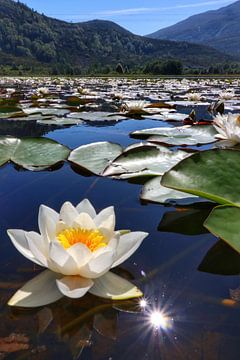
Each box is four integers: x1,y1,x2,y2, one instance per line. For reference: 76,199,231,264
0,119,60,138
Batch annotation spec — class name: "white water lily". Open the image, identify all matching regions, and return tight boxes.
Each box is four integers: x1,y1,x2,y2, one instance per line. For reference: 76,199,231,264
213,113,240,147
186,92,204,102
120,100,149,113
219,90,235,100
8,199,148,307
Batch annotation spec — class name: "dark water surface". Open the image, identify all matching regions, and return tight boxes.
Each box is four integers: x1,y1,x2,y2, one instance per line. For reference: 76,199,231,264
0,79,240,360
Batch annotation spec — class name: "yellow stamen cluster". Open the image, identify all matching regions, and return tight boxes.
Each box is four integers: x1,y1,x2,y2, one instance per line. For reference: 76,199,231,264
57,227,107,252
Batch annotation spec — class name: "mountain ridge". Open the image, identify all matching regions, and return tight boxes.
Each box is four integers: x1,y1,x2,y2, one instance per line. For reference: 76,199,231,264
0,0,234,74
148,0,240,57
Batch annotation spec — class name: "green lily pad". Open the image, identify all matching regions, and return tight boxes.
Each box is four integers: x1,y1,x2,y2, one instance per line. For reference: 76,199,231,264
68,142,123,175
23,108,70,117
68,112,126,122
103,144,191,179
0,137,19,166
204,205,240,254
141,176,199,205
132,125,217,146
162,149,240,205
0,136,70,170
37,117,83,126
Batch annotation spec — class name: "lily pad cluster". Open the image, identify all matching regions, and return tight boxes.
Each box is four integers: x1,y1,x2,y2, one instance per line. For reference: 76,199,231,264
1,76,240,128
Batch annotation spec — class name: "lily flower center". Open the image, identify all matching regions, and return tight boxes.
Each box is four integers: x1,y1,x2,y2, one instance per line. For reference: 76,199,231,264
57,227,107,251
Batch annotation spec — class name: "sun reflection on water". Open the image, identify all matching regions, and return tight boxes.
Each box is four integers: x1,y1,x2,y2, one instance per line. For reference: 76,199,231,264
138,297,174,333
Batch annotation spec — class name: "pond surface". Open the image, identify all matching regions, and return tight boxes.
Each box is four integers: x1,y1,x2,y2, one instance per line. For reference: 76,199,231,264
0,77,240,359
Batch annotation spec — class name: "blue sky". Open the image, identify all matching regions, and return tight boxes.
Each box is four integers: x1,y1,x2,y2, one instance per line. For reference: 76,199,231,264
21,0,235,35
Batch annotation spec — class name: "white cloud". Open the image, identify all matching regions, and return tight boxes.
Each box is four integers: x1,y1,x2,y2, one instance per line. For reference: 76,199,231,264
50,0,233,20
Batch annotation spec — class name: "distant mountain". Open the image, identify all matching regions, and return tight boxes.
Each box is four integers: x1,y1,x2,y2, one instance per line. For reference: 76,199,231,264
148,0,240,57
0,0,233,74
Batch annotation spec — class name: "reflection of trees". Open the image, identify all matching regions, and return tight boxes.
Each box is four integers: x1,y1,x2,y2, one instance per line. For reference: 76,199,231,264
0,120,60,137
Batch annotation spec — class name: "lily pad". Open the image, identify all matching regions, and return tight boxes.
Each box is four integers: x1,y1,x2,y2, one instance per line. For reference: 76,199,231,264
132,125,217,146
204,205,240,254
67,112,126,122
141,176,199,205
37,117,83,126
103,144,191,179
0,136,70,170
162,149,240,205
68,142,123,175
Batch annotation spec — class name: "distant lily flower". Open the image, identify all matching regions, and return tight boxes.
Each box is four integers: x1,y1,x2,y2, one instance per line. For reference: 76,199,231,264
7,199,148,307
219,90,235,100
37,87,50,95
213,113,240,147
186,93,204,102
120,100,149,114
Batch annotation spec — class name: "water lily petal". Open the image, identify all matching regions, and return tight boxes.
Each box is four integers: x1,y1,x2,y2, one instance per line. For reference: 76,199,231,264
55,220,68,234
112,232,148,268
73,213,96,229
38,205,58,241
49,241,79,275
89,271,143,300
76,199,96,218
56,276,93,298
8,270,63,307
78,248,115,279
26,232,48,267
59,202,78,226
67,243,92,267
94,207,115,231
7,229,42,266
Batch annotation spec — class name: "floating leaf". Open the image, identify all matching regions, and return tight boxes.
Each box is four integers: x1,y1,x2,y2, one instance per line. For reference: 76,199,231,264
68,112,126,122
162,149,240,205
0,136,70,170
37,117,83,126
69,142,123,175
204,205,240,254
103,143,191,178
141,176,199,205
132,125,217,146
0,137,19,166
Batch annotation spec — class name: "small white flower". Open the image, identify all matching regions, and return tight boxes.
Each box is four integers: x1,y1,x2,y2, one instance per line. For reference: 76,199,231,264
186,93,204,102
219,90,235,100
8,199,148,307
121,100,149,113
213,113,240,147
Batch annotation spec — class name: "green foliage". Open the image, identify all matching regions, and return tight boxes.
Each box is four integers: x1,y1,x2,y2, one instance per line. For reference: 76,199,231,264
144,59,183,75
0,0,235,75
162,149,240,253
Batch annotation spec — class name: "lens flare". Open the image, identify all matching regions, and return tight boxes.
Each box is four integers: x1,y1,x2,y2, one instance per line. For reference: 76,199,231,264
139,298,148,308
150,311,169,329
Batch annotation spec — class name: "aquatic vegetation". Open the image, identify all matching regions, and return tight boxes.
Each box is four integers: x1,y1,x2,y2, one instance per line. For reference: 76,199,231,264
162,149,240,253
1,76,240,358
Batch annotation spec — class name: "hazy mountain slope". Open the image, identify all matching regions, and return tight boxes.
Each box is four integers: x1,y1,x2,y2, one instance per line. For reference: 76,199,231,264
0,0,232,73
148,0,240,57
